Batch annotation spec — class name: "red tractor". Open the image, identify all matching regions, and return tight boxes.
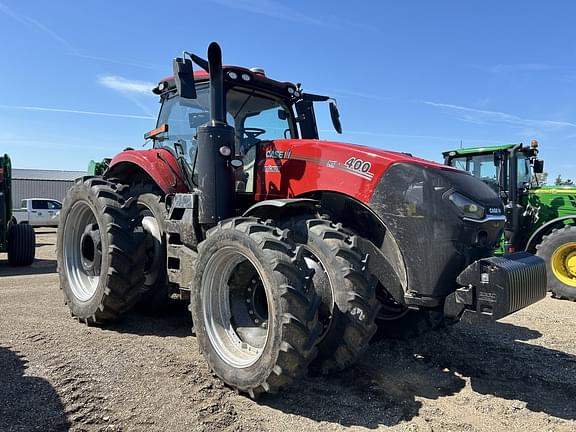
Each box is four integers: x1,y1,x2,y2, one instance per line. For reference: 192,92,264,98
57,43,547,397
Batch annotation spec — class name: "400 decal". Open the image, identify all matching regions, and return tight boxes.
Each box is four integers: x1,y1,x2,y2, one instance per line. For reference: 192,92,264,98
344,157,374,179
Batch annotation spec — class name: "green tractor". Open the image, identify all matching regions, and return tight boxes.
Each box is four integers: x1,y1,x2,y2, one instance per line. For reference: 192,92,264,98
443,141,576,300
0,154,35,266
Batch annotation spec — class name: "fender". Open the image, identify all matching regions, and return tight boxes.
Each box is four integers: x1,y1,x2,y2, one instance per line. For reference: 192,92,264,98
243,198,318,219
107,149,189,194
526,214,576,252
243,195,408,304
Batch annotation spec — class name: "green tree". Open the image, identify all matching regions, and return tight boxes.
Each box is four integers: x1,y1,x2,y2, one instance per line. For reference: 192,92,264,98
555,174,574,186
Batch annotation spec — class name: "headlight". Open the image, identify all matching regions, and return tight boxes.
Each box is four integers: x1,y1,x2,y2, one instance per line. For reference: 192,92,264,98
447,192,485,220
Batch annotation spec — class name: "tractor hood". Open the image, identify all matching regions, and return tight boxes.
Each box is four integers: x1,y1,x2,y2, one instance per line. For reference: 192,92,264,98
530,186,576,222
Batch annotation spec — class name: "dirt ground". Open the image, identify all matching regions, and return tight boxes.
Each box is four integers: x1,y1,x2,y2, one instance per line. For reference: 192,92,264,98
0,228,575,432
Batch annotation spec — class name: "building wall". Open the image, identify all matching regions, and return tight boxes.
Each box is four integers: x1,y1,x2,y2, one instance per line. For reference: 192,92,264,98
12,179,74,208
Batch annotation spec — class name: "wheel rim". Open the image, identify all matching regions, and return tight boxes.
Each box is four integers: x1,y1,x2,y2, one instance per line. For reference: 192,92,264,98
201,247,270,368
62,201,102,301
551,242,576,287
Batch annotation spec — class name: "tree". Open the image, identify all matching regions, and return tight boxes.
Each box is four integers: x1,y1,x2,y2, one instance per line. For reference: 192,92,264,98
555,174,574,186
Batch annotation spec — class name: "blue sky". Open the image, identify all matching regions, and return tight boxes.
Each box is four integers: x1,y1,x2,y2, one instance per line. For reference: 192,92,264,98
1,1,575,181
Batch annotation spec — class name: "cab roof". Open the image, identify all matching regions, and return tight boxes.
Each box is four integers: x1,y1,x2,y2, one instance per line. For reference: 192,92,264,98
442,143,519,158
153,65,298,97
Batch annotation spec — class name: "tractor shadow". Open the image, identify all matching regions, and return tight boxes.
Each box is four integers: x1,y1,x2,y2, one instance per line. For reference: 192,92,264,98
109,301,193,338
0,345,69,431
0,258,57,276
263,321,576,428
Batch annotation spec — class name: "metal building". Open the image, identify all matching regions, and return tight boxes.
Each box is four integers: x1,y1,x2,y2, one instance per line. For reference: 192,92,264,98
12,169,85,208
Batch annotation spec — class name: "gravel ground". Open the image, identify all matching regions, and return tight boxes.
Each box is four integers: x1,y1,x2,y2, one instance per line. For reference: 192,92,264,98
1,228,575,432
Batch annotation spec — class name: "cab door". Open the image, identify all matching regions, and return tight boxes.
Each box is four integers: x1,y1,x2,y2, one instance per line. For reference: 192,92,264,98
47,200,62,226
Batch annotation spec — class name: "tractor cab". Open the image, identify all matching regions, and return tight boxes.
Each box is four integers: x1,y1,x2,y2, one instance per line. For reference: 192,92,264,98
146,64,341,193
443,142,541,200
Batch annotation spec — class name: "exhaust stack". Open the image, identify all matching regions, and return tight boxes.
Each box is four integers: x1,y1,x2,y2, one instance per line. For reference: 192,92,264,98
195,42,235,224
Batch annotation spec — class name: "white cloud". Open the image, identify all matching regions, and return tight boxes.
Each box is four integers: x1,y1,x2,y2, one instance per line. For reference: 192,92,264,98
98,75,156,96
475,63,552,73
205,0,327,26
421,101,576,130
0,104,154,120
0,2,76,53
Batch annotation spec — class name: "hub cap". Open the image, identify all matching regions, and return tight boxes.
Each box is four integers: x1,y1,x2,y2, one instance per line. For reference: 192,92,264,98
62,201,102,301
551,242,576,287
201,247,270,368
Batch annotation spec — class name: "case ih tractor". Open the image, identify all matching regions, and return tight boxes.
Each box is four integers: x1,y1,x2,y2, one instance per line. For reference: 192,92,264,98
0,154,35,266
58,43,547,397
443,142,576,301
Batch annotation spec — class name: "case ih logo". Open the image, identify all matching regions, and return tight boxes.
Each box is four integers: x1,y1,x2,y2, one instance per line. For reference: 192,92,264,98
488,207,502,215
266,150,292,160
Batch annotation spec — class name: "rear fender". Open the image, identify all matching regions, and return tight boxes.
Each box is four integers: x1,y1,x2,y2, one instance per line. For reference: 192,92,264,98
243,198,318,219
525,214,576,252
107,149,189,194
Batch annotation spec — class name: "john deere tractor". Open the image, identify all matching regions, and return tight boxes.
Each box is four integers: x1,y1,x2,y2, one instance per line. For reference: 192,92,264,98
443,141,576,301
57,43,547,397
0,154,35,266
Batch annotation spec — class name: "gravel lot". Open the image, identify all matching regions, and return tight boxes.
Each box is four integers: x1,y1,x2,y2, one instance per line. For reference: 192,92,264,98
1,228,575,432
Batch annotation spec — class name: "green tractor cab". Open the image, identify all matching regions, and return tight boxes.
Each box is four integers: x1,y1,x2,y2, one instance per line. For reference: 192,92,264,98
0,154,35,266
443,141,576,300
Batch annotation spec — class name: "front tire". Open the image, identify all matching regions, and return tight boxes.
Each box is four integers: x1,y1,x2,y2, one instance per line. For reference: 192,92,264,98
191,217,321,397
57,177,145,324
280,217,379,374
536,225,576,301
7,223,35,266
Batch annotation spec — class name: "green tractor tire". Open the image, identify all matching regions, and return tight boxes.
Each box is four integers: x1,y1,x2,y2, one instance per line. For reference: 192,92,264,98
536,225,576,301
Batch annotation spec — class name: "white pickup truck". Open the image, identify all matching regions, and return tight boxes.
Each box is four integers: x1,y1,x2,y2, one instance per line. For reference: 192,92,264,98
13,198,62,227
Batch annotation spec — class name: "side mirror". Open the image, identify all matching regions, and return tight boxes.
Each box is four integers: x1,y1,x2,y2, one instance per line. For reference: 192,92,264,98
493,150,504,166
329,101,342,134
172,57,197,99
533,159,544,174
277,109,288,120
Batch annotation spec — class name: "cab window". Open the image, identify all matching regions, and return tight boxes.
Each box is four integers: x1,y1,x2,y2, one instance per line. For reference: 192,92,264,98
32,200,48,210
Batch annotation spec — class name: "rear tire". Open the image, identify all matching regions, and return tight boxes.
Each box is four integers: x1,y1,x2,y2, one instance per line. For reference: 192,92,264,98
280,217,379,374
7,223,35,266
57,177,145,324
191,217,321,397
536,225,576,301
123,184,171,310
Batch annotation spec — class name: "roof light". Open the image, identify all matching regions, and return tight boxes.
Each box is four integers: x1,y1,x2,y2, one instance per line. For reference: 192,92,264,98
228,71,238,79
241,73,251,81
250,67,266,76
287,87,295,94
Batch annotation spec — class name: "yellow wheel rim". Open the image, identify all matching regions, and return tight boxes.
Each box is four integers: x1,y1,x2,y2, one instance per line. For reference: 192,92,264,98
551,242,576,287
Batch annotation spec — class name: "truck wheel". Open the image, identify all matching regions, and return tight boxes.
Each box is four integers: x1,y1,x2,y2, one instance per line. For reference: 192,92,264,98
191,217,321,397
125,184,170,310
536,225,576,301
57,178,145,324
280,217,379,374
7,223,35,266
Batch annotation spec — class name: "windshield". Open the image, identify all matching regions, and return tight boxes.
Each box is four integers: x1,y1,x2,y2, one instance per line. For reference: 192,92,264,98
449,152,532,192
156,84,295,166
450,154,500,192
